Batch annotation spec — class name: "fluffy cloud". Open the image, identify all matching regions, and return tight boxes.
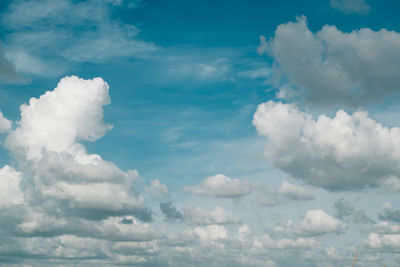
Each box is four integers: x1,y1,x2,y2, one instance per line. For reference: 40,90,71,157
330,0,370,14
367,232,400,250
6,75,112,159
0,110,11,133
253,101,400,191
2,0,156,76
4,76,150,223
261,16,400,106
184,174,252,198
300,210,347,236
257,181,314,206
183,206,241,225
145,179,169,198
0,75,166,265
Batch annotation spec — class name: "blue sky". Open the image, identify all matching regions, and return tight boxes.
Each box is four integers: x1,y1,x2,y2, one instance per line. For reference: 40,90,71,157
0,0,400,266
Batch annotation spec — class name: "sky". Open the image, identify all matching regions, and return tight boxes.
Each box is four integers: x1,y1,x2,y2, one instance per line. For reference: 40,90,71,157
0,0,400,266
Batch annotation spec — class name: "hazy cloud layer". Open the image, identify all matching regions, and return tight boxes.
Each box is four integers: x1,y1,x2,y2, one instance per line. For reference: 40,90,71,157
184,174,252,198
2,0,156,76
330,0,370,14
257,181,314,206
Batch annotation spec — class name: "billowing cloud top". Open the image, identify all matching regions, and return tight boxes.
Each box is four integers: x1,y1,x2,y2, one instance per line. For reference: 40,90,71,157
6,76,112,160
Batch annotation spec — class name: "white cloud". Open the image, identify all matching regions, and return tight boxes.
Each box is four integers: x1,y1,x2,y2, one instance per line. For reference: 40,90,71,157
253,101,400,191
5,76,148,222
184,174,252,198
6,76,112,160
145,179,169,198
257,181,314,206
0,110,11,133
368,232,400,250
262,16,400,106
183,206,241,225
300,210,347,236
330,0,370,14
0,165,24,207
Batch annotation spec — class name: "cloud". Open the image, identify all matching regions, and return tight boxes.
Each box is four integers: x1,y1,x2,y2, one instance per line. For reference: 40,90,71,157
0,43,20,83
330,0,370,14
299,209,347,236
0,110,12,133
334,198,374,224
183,206,241,225
146,179,169,198
367,232,400,250
184,174,252,198
0,165,24,207
261,16,400,106
166,58,232,82
380,176,400,192
2,0,156,76
253,101,400,191
4,76,150,222
160,201,183,221
378,202,400,223
6,75,112,159
374,221,400,234
257,181,314,206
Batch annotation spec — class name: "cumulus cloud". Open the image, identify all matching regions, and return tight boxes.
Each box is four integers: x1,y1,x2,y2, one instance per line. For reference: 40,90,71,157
184,174,252,198
183,206,241,225
253,101,400,191
145,179,169,198
0,110,12,133
261,16,400,106
330,0,370,14
300,210,347,236
4,76,151,223
367,232,400,250
6,76,112,159
2,0,156,76
257,181,314,206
